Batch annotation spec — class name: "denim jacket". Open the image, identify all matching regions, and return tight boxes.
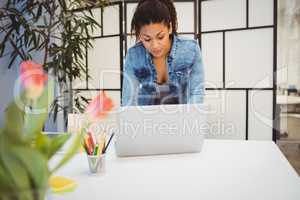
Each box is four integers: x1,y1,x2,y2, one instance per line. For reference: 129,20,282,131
121,35,205,106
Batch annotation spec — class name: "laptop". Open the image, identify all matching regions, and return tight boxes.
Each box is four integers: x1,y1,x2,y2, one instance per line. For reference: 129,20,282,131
115,104,208,157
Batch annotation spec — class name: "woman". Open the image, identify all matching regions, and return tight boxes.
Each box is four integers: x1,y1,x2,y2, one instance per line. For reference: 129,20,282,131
122,0,204,106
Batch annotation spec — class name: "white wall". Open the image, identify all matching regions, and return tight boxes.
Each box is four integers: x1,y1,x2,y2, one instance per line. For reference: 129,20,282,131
202,0,275,140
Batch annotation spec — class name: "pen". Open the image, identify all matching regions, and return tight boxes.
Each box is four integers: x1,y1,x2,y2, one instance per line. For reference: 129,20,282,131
93,145,99,156
84,135,93,155
87,132,95,149
82,142,89,154
103,133,114,153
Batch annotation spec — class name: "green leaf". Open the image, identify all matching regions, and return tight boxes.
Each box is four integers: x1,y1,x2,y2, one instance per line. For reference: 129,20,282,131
9,146,49,200
0,149,33,200
3,94,26,144
0,158,15,197
37,4,43,19
0,42,6,57
7,50,18,69
35,133,71,160
35,133,51,157
48,133,70,159
50,131,83,174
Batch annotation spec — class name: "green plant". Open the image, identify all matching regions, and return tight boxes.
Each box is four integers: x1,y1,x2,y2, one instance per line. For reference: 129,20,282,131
0,71,82,200
0,59,115,200
0,0,110,124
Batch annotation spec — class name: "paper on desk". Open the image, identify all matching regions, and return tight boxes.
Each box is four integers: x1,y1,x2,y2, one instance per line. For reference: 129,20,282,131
49,176,77,194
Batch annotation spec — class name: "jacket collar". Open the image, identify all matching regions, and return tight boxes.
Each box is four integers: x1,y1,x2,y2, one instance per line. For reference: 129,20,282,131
169,35,177,59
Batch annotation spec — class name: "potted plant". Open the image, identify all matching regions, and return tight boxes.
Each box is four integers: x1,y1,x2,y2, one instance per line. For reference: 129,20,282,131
0,60,80,199
0,60,114,199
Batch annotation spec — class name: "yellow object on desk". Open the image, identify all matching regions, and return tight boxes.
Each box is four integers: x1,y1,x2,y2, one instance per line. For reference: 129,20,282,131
49,176,77,194
97,134,106,155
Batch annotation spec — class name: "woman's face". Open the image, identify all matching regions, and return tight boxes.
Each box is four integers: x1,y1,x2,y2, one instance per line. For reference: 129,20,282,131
139,23,172,59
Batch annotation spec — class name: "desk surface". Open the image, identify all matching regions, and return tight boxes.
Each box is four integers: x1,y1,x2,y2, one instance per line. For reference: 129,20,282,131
50,140,300,200
277,95,300,105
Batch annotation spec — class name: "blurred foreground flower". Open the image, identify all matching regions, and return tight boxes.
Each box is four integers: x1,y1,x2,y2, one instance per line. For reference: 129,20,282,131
85,90,114,122
20,60,48,100
0,61,83,200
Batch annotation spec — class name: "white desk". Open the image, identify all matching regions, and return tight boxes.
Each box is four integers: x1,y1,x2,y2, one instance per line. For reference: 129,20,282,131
50,140,300,200
275,95,300,138
277,95,300,105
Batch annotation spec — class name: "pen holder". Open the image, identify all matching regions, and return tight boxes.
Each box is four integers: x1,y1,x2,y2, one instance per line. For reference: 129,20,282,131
87,154,105,174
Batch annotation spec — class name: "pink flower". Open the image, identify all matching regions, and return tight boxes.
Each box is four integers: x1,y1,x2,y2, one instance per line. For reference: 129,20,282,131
20,60,48,100
85,91,114,122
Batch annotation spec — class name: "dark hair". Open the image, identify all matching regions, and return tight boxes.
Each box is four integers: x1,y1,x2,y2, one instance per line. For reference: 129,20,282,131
131,0,178,38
